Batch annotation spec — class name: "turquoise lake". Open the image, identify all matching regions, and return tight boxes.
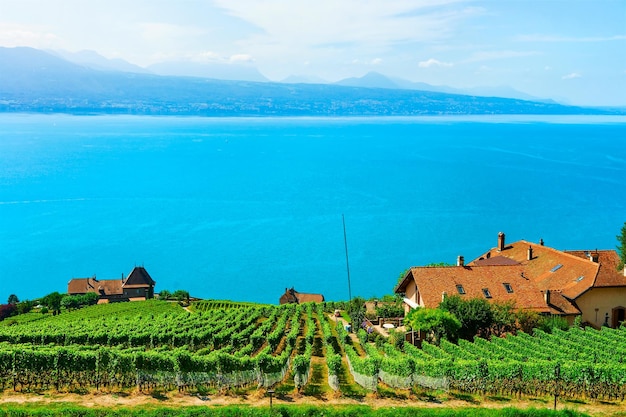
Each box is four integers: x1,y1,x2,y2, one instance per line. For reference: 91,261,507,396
1,115,625,304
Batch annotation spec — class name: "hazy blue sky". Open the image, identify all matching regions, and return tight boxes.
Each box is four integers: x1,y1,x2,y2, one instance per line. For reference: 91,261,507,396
1,0,624,106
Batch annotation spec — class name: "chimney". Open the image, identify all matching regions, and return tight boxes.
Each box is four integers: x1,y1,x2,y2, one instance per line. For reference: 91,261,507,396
442,291,447,302
544,289,551,305
498,232,505,251
457,255,465,267
539,238,544,246
527,246,533,261
590,251,599,263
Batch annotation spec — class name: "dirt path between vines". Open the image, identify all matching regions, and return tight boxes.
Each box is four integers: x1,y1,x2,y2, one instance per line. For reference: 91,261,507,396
0,390,625,416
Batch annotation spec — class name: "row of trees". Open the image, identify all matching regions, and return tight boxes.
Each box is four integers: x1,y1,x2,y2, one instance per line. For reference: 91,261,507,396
1,294,35,321
158,290,190,302
405,295,569,345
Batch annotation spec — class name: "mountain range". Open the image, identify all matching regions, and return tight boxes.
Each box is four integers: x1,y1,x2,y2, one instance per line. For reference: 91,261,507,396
0,47,619,116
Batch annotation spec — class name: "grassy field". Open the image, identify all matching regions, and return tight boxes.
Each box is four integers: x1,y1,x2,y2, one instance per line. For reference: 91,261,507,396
0,403,595,417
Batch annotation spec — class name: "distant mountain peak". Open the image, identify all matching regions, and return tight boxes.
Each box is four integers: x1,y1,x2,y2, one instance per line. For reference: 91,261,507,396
334,72,399,89
49,49,150,74
280,74,329,84
147,60,269,83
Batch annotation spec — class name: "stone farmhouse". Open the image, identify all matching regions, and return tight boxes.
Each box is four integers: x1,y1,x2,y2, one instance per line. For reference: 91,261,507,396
395,232,626,328
279,287,325,305
67,266,156,303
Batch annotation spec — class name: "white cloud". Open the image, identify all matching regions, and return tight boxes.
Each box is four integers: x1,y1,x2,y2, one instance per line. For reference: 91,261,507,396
371,58,383,65
418,58,453,68
230,54,254,63
562,72,582,80
0,23,61,48
139,22,206,42
194,51,221,62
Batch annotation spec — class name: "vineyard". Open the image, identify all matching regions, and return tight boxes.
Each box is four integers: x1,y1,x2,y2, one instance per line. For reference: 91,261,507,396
0,299,625,403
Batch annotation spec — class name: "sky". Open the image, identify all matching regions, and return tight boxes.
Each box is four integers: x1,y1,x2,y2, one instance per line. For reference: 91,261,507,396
0,0,625,106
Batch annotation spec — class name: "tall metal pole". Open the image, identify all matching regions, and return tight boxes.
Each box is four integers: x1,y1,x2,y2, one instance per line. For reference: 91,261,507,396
342,214,352,303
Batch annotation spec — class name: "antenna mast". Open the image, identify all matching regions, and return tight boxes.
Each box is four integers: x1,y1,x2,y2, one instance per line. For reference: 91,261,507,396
342,214,352,303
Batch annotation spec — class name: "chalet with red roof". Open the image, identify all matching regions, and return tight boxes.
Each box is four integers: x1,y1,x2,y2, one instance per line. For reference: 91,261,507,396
395,232,626,328
279,287,325,305
67,266,156,303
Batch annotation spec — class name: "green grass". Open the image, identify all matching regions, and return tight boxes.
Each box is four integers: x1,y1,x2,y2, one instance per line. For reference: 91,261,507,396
0,404,594,417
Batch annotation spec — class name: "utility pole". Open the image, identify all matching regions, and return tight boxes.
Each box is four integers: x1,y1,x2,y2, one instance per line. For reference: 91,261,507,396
342,214,352,304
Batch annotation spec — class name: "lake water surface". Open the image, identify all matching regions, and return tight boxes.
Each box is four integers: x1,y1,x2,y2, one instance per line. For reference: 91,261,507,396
1,115,625,303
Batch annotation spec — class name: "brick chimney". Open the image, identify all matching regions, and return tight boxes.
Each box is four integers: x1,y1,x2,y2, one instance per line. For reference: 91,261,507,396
544,289,551,305
527,246,533,261
498,232,505,251
457,255,464,267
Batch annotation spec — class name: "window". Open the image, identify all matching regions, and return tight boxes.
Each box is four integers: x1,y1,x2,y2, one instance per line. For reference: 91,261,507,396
575,276,584,282
550,264,563,272
456,284,466,295
482,288,492,299
503,283,514,293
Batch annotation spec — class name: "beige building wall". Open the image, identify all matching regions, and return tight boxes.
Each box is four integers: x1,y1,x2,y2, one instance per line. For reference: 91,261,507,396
576,287,626,328
402,279,422,313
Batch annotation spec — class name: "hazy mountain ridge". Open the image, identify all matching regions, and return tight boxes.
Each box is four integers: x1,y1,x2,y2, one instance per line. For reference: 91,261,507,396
0,47,619,116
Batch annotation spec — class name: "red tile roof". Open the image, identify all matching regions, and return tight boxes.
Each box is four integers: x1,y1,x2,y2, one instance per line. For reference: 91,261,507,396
470,240,621,299
396,265,551,313
279,288,324,304
545,290,581,316
67,277,123,296
565,250,626,288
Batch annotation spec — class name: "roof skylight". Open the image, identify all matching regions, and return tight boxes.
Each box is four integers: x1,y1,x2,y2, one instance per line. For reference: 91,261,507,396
550,264,563,272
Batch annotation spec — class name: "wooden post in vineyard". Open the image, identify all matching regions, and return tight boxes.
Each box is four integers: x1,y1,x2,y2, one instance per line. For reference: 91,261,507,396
553,363,561,410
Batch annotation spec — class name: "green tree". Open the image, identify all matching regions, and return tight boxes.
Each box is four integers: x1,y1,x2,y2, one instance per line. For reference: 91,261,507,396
405,307,461,345
490,301,517,337
159,290,172,300
617,221,626,270
7,294,19,305
80,292,99,306
41,292,63,315
348,296,366,331
61,295,79,310
439,295,494,340
172,289,190,302
516,309,542,333
539,315,569,333
16,300,34,315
